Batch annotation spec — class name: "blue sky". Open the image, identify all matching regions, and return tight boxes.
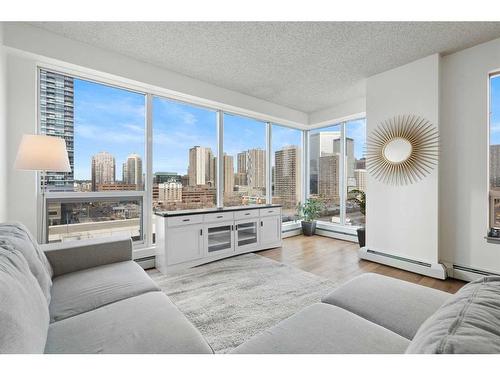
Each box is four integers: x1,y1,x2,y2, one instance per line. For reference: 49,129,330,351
73,78,365,179
491,75,500,145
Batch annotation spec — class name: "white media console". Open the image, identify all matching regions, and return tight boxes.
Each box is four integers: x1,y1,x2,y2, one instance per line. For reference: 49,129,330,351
155,205,282,274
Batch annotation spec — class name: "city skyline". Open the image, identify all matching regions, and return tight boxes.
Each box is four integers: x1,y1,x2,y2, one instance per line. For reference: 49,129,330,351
56,74,368,181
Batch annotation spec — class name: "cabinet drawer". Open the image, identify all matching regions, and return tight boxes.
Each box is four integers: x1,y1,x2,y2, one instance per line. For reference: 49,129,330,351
234,209,259,220
259,207,281,217
204,212,234,223
167,214,203,227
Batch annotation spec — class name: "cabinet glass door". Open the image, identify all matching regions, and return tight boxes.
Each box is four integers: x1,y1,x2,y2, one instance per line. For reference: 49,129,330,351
236,222,258,247
207,224,233,253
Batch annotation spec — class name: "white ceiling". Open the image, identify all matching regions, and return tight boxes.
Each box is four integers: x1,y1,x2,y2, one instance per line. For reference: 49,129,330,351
30,22,500,113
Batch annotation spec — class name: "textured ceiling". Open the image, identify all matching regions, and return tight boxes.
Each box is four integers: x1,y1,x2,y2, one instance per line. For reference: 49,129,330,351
30,22,500,113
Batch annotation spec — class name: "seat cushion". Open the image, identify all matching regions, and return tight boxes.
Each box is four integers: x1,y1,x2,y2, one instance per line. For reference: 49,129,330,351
321,273,451,339
0,247,49,353
0,222,53,304
49,260,160,322
232,303,410,354
406,276,500,354
45,291,213,354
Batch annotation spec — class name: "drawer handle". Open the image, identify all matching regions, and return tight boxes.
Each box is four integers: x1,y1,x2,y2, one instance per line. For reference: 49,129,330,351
182,218,190,222
245,213,250,216
216,215,223,218
268,210,273,213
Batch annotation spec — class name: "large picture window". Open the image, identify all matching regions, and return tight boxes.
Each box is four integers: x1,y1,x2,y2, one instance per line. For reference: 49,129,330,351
308,119,366,227
152,97,218,212
272,124,302,222
38,67,365,251
223,113,267,207
39,69,146,244
490,74,500,227
309,124,342,224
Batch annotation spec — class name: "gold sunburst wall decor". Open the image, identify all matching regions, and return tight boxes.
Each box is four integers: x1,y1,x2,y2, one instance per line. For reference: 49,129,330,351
366,115,439,186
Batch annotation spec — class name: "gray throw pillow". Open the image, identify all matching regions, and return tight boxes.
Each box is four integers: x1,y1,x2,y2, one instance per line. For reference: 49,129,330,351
406,276,500,354
0,247,50,353
0,222,53,303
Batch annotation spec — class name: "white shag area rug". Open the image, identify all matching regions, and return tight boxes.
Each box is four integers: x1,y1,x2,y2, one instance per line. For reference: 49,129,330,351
149,253,336,353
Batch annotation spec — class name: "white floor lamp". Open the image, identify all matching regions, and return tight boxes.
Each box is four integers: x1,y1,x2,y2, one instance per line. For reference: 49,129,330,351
14,135,71,244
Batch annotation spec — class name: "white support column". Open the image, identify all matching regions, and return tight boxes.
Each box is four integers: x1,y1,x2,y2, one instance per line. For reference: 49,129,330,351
266,122,272,204
216,110,224,208
144,94,154,246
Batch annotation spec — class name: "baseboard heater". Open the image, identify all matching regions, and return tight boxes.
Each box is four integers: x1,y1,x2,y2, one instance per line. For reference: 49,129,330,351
135,255,156,270
452,264,500,282
359,247,447,280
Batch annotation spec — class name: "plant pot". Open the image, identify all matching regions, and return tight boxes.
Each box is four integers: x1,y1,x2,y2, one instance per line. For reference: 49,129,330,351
301,221,317,236
357,227,366,247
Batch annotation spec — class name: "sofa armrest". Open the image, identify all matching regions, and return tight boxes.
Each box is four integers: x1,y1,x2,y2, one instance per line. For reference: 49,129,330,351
41,236,133,278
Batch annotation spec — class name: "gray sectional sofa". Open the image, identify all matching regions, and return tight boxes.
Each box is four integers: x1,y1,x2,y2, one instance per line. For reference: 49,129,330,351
233,273,500,354
2,221,499,354
0,222,213,354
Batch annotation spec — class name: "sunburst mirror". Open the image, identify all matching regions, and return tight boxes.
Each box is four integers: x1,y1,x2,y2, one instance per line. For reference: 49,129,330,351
366,115,439,185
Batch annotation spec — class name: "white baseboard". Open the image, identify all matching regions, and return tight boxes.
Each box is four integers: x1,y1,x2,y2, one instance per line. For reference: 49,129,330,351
358,247,447,280
451,264,500,282
315,228,358,243
282,229,301,238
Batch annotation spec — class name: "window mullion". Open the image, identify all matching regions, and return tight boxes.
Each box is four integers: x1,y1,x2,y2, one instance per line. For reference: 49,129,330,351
340,122,347,226
216,110,224,208
144,94,153,247
302,130,309,204
266,122,272,205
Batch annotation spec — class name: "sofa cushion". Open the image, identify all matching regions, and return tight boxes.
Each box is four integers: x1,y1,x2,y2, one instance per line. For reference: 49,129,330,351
232,303,410,354
49,260,160,322
406,276,500,354
0,247,49,353
321,273,451,339
45,291,213,354
0,222,53,303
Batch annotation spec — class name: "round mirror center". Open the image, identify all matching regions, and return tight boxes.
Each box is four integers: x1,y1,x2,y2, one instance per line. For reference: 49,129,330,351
383,138,412,163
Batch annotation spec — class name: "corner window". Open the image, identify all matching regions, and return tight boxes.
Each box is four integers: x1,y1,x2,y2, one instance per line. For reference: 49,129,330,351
308,119,366,227
490,74,500,227
272,124,302,223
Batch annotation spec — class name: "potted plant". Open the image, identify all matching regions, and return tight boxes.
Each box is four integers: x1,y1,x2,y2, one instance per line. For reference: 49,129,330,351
296,198,324,236
347,189,366,247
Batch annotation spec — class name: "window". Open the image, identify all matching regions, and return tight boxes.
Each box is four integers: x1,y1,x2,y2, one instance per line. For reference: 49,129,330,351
271,125,302,222
490,74,500,227
308,119,366,227
40,70,146,192
309,124,342,224
223,113,267,207
46,197,142,243
39,69,146,244
346,119,367,226
39,66,363,248
152,97,218,212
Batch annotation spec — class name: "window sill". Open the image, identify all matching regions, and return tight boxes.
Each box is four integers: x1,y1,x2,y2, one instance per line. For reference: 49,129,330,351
485,236,500,244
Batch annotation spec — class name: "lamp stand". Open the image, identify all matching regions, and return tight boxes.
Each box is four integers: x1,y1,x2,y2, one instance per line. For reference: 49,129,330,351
40,170,47,244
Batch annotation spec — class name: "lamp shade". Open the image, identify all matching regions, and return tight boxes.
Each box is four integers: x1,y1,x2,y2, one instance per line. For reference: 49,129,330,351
14,135,71,172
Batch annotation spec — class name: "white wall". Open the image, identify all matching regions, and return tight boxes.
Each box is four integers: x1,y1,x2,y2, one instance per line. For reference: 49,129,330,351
6,53,38,232
308,96,366,127
366,54,440,265
0,23,7,222
440,38,500,274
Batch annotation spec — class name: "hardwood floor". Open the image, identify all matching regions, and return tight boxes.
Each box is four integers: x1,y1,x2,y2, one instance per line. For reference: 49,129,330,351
257,234,466,294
